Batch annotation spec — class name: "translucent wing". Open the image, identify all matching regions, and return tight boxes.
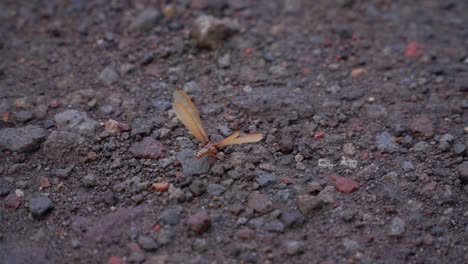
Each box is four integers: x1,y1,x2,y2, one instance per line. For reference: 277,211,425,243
216,132,263,147
173,90,200,116
173,101,209,144
173,90,208,143
215,131,240,147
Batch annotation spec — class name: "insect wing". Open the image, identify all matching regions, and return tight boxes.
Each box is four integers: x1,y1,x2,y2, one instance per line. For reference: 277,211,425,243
173,91,208,140
215,131,240,147
216,132,263,147
173,101,209,143
173,90,200,116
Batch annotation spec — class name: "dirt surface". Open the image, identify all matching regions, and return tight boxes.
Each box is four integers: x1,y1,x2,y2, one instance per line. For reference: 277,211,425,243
1,0,467,263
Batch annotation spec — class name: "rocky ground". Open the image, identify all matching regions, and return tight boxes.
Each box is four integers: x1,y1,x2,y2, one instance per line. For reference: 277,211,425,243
1,0,467,263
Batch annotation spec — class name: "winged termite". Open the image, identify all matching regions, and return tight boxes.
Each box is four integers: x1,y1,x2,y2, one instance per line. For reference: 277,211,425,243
172,90,263,158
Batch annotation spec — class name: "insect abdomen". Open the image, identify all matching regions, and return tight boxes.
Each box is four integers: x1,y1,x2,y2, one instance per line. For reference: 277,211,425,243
196,147,209,158
196,143,216,158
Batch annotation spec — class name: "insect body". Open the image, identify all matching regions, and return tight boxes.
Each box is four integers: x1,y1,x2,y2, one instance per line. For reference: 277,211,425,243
196,142,216,158
172,90,262,158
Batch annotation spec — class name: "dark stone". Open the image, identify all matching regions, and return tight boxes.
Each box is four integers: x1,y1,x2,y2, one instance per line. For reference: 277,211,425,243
296,195,322,217
29,196,54,219
0,179,11,197
138,236,158,251
129,137,165,160
280,211,305,228
189,180,206,197
256,171,277,187
0,125,48,153
159,208,181,226
186,210,211,235
177,149,211,176
247,191,273,214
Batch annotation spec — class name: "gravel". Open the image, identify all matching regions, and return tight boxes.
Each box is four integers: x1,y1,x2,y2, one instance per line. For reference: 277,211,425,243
15,110,34,123
376,131,399,152
155,227,174,246
283,240,304,255
2,1,467,263
255,171,277,187
457,162,468,183
98,66,119,86
453,143,466,156
137,236,158,251
82,174,97,187
190,15,239,49
186,210,211,235
189,180,206,197
296,195,322,217
0,180,11,197
159,208,181,226
29,196,54,219
128,9,160,32
129,137,165,160
206,184,226,196
43,131,85,160
217,54,231,68
389,217,406,236
177,150,211,176
0,125,48,152
54,110,98,135
402,161,415,172
280,211,305,228
409,115,434,138
247,191,274,214
131,117,161,136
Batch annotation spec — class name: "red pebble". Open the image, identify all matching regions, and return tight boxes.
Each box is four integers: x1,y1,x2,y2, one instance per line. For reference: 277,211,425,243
244,48,252,54
360,151,369,160
405,42,424,58
330,175,359,193
152,182,169,192
279,176,295,184
108,256,123,264
1,112,11,122
314,131,325,139
4,193,22,209
49,99,61,109
40,177,51,188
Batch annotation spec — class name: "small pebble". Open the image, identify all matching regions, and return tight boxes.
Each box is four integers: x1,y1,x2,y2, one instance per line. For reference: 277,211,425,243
138,236,158,251
402,161,415,172
389,217,405,236
206,184,226,196
82,174,97,187
256,171,277,187
296,195,322,217
283,240,304,255
217,54,231,68
29,196,54,219
453,143,466,156
70,239,81,249
159,208,181,226
247,192,274,214
186,210,211,235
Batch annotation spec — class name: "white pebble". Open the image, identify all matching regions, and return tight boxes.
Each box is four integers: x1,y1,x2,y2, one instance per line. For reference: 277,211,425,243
294,154,304,162
15,189,25,197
